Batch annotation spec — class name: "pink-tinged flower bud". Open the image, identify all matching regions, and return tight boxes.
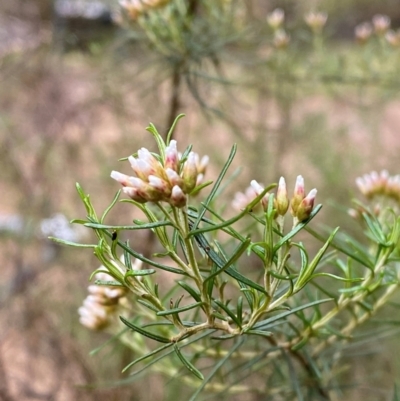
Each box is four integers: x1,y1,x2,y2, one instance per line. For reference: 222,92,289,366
111,171,132,186
138,148,166,178
372,14,390,35
182,152,198,193
276,176,289,216
128,156,151,180
197,155,209,175
267,8,285,30
386,29,400,47
250,180,268,210
148,175,172,198
290,175,305,216
296,188,317,222
165,168,183,187
304,11,328,33
164,140,179,171
170,185,187,208
122,187,147,203
196,173,204,187
128,176,163,202
355,22,372,44
273,29,290,49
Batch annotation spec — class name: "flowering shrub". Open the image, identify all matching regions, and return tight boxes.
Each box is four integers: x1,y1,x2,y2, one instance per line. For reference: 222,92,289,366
51,116,400,399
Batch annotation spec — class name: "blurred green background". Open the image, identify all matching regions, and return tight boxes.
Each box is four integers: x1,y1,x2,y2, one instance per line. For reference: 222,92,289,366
1,0,400,400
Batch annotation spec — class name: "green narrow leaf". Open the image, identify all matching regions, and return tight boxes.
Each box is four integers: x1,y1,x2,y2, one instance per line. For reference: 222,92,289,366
157,302,205,316
84,221,172,230
166,113,185,144
245,329,273,338
177,281,202,303
273,204,323,252
100,190,121,223
120,316,171,343
310,272,363,282
48,237,96,248
125,269,156,277
122,343,173,373
188,339,244,401
191,144,237,231
146,123,166,160
214,299,242,328
239,283,254,312
94,279,125,287
118,241,188,275
203,237,251,284
362,212,387,245
137,299,160,313
192,231,267,294
174,344,204,381
254,298,333,330
236,296,243,326
306,227,374,269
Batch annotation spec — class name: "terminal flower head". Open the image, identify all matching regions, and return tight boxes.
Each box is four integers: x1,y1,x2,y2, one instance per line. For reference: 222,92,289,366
273,30,290,49
355,170,400,202
372,14,390,35
267,8,285,30
355,22,373,44
232,175,317,223
304,11,328,33
111,140,208,208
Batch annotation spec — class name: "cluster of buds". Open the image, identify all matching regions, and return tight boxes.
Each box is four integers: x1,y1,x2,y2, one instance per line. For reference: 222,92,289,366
119,0,170,20
354,14,392,45
273,30,290,49
304,11,328,34
111,140,208,208
232,176,317,225
355,170,400,202
78,271,128,330
266,9,290,49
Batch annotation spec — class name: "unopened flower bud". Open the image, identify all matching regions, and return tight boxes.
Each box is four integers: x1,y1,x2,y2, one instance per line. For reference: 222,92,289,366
129,176,163,202
276,176,289,215
250,180,268,210
267,8,284,30
304,11,328,33
111,171,132,186
122,187,147,203
355,22,372,44
170,185,187,208
386,29,400,47
290,175,305,216
372,14,390,35
148,175,172,198
195,154,209,175
182,152,198,193
273,29,290,49
296,189,317,222
164,140,179,171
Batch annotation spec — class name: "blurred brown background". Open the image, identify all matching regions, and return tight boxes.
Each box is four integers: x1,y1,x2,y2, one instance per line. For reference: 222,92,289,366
1,0,400,400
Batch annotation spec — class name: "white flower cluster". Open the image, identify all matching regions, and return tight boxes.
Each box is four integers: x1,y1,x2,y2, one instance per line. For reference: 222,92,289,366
233,176,317,224
111,140,208,208
78,257,142,330
356,170,400,201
